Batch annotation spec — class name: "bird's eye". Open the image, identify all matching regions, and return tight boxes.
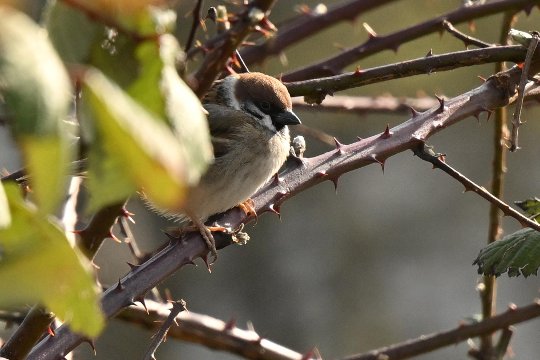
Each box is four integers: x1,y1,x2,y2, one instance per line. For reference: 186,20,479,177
258,101,272,111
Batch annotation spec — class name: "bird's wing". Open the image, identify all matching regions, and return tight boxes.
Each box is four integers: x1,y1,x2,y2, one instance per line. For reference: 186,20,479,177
203,104,251,159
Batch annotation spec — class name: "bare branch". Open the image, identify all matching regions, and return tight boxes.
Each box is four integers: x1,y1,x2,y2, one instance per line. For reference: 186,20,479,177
342,300,540,360
282,0,538,81
142,300,187,360
240,0,398,65
184,0,204,52
413,143,540,233
285,46,530,99
510,32,539,151
121,301,315,360
189,0,276,98
442,19,492,48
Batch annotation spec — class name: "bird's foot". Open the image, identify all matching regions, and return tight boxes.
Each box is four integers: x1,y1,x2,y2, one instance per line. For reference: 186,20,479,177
237,198,257,220
197,224,227,266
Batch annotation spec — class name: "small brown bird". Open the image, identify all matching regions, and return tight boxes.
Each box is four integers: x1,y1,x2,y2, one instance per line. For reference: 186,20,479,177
171,72,301,261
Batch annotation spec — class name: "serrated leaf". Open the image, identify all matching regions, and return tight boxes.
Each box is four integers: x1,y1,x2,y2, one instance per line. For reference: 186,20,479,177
0,7,72,213
515,197,540,222
44,0,102,64
81,69,196,211
474,228,540,277
0,183,104,337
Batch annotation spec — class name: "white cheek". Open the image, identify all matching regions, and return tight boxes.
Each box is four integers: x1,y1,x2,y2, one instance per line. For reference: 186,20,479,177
261,114,276,132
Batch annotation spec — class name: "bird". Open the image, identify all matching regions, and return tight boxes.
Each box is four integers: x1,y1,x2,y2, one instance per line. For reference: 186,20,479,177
165,72,301,262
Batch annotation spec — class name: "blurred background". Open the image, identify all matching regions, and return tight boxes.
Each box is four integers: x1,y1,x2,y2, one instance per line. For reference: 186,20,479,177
1,0,539,359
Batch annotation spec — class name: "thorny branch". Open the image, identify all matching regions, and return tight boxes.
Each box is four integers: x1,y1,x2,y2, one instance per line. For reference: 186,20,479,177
344,300,540,360
119,299,539,360
189,0,276,97
509,31,540,151
239,0,397,65
441,19,492,48
478,12,515,358
282,0,539,81
121,301,315,360
285,46,532,100
27,54,540,360
142,300,187,360
413,143,540,233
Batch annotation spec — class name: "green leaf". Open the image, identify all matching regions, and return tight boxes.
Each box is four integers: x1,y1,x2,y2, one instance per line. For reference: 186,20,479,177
515,197,540,222
0,183,104,337
44,0,102,64
129,34,212,184
81,68,199,211
474,228,540,277
0,7,72,213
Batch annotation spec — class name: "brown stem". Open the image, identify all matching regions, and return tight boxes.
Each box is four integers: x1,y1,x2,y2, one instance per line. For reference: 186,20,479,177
282,0,539,81
414,143,540,233
478,12,515,358
239,0,398,65
189,0,276,98
120,301,314,360
184,0,204,52
0,306,54,360
343,300,540,360
285,46,530,99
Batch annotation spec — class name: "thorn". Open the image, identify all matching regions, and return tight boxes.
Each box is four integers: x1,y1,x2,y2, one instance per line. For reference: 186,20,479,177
380,124,393,139
370,154,385,173
362,22,377,39
127,262,140,271
47,326,56,337
330,177,339,192
356,136,363,141
410,106,420,118
268,203,281,219
115,278,125,291
425,48,433,57
315,171,327,178
224,318,237,331
435,95,446,113
477,75,487,83
83,338,97,355
482,108,493,121
121,207,135,223
108,230,121,243
301,347,317,360
473,112,481,123
507,303,517,311
333,137,346,154
273,172,282,184
354,66,363,76
202,254,212,273
135,295,149,314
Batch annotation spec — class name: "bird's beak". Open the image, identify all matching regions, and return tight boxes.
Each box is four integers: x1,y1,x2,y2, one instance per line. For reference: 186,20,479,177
273,109,302,126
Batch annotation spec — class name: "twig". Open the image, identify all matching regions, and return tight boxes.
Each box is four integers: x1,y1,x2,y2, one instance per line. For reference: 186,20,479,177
509,31,539,151
282,0,539,81
142,300,187,360
442,20,492,48
27,59,534,360
478,12,515,357
240,0,397,65
494,327,514,359
189,0,276,98
184,0,204,52
292,95,440,114
0,306,54,360
120,301,315,360
413,143,540,233
342,300,540,360
285,46,529,99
